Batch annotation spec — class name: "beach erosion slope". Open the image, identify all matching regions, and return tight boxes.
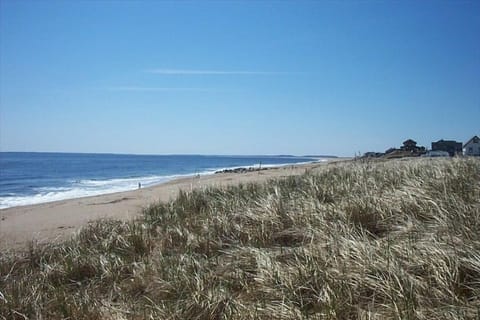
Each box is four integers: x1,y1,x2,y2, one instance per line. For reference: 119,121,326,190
0,161,338,249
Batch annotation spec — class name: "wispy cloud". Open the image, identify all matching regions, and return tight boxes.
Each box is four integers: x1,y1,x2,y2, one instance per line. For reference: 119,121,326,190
145,69,292,75
109,86,212,92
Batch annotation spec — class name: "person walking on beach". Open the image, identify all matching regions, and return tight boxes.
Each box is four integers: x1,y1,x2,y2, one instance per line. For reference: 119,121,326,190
138,182,141,189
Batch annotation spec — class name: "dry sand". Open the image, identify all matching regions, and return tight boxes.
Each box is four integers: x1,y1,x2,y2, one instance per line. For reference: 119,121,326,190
0,161,344,250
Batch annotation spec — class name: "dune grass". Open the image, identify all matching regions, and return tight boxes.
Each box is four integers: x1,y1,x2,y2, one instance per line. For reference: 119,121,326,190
1,157,479,319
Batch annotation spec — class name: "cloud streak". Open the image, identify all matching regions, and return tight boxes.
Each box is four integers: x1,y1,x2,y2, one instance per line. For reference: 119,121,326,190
109,86,212,92
145,69,292,75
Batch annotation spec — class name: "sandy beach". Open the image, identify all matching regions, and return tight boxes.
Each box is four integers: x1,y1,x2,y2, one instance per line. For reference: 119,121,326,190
0,161,341,250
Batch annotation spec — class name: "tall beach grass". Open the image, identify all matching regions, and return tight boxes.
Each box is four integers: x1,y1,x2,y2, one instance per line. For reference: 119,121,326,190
1,157,479,319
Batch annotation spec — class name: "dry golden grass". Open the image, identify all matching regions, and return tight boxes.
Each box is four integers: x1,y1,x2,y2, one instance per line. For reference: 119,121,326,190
1,157,479,319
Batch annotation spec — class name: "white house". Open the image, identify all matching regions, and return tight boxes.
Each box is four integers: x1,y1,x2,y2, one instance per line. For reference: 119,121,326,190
463,135,480,156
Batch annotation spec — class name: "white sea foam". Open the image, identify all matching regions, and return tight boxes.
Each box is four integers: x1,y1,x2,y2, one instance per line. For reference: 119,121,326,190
0,173,196,209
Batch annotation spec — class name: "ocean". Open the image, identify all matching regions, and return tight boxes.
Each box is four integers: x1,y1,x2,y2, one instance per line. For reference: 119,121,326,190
0,152,328,209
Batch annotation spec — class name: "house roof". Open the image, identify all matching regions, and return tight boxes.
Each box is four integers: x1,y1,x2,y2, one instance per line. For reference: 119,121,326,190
403,139,417,145
433,139,462,144
464,135,480,147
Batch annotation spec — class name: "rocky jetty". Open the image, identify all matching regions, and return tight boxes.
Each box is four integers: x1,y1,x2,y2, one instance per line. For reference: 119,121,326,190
215,167,269,174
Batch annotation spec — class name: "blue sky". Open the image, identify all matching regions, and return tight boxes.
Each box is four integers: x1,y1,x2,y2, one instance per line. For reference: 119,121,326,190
0,1,479,156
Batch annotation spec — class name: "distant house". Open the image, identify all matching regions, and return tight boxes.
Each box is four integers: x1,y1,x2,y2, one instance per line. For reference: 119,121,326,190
400,139,426,153
431,139,462,157
463,135,480,156
401,139,418,152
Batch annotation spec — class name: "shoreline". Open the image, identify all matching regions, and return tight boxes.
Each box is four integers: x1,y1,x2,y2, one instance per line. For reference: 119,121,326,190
0,160,345,250
0,159,327,210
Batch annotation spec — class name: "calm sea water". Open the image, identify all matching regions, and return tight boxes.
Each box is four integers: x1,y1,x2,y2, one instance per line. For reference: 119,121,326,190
0,152,327,209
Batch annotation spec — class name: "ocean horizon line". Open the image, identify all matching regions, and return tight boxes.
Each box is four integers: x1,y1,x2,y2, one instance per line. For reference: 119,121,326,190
0,151,338,158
